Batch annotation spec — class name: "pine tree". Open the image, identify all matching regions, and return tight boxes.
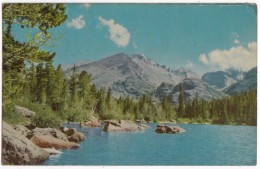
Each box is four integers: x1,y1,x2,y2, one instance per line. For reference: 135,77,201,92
178,84,184,117
78,71,93,109
106,87,112,109
35,63,48,104
69,65,79,108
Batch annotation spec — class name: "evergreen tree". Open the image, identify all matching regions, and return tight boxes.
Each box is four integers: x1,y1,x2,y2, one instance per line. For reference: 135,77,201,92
69,65,79,108
178,84,184,117
35,63,48,104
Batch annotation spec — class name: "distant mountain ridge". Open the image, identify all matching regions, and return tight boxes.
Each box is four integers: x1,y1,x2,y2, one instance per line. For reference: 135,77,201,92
201,68,245,90
224,67,257,95
154,78,228,104
65,53,200,98
64,53,256,103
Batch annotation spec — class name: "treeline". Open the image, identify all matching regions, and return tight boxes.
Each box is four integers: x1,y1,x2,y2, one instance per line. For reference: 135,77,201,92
9,61,257,127
13,63,177,126
177,87,257,125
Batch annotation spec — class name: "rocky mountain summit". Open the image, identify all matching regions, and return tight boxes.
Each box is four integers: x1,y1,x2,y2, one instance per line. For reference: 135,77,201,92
65,53,200,98
202,68,245,90
154,78,228,104
224,67,257,95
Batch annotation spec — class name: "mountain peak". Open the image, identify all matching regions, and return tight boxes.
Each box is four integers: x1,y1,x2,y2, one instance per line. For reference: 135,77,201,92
174,67,200,79
202,68,246,90
175,67,191,73
132,53,150,64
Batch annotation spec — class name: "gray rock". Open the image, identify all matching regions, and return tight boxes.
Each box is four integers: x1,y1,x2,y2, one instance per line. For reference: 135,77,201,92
43,148,62,155
32,127,68,141
64,128,77,136
15,105,36,117
68,132,85,143
80,116,101,128
14,124,32,138
155,125,185,134
2,121,49,165
30,135,80,150
103,120,148,132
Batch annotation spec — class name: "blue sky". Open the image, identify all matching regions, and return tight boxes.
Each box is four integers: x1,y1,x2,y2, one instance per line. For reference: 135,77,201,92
13,3,257,75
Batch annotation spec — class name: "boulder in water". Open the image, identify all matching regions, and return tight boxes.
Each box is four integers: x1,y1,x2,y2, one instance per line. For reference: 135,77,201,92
30,135,80,150
103,120,148,132
155,125,185,134
80,116,101,127
68,132,85,143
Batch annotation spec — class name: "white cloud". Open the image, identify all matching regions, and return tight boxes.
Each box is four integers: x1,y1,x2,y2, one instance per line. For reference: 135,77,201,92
82,3,91,8
199,41,257,71
233,39,240,44
199,53,209,65
98,16,130,47
67,15,85,30
185,61,194,69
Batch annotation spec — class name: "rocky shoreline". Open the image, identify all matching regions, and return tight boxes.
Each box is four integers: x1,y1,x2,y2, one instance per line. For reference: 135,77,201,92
2,114,185,165
2,121,85,165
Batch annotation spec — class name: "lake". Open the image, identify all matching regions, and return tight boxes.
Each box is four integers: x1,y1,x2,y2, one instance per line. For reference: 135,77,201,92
43,123,256,165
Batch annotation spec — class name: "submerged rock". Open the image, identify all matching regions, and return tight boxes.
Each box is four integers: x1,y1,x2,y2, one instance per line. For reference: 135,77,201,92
2,121,49,165
30,135,80,150
103,120,148,132
155,125,185,134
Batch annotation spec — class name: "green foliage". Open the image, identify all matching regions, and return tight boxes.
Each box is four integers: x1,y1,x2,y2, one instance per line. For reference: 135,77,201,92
2,101,26,125
32,110,62,128
2,3,67,126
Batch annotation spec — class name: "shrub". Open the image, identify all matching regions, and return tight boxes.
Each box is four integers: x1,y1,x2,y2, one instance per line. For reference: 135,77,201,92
32,109,62,128
2,101,26,125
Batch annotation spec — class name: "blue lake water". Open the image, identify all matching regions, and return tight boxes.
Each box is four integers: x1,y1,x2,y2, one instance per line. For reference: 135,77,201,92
43,123,256,165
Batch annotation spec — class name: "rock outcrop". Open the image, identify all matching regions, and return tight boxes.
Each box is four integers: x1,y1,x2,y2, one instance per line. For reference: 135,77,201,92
15,105,36,117
60,126,85,143
14,124,32,137
103,120,148,132
31,127,69,141
2,121,49,165
80,116,101,127
30,135,80,150
155,125,185,134
43,148,62,155
68,132,85,143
